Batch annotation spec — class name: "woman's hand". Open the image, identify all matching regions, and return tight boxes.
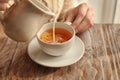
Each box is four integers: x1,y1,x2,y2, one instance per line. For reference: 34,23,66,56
0,0,9,10
65,3,95,33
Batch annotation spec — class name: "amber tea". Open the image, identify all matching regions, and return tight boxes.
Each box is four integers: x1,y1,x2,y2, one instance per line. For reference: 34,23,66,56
40,28,72,43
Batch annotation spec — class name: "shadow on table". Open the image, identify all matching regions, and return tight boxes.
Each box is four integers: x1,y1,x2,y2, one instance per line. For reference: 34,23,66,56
7,47,68,79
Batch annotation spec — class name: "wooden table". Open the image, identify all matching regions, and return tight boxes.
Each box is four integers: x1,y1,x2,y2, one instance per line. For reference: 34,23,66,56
0,24,120,80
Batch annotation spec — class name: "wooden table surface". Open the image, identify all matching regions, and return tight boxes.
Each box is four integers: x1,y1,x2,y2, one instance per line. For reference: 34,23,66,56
0,24,120,80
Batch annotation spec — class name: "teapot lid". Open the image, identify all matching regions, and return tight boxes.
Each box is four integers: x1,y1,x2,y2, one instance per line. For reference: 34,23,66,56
28,0,55,16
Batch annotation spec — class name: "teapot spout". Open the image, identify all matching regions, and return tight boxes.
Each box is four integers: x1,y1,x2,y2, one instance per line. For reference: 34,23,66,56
28,0,55,17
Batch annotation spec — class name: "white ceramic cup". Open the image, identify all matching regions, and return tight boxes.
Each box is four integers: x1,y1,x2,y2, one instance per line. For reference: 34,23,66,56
36,22,75,56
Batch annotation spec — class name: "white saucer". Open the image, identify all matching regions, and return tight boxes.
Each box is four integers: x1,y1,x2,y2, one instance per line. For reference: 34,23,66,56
28,36,85,67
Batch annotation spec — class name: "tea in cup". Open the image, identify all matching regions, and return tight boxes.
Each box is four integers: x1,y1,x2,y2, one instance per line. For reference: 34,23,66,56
40,28,72,43
37,22,75,56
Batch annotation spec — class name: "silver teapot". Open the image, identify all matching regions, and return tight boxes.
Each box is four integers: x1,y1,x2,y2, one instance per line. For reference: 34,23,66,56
1,0,54,42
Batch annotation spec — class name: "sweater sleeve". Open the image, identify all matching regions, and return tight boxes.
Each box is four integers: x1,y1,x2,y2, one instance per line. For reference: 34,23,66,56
58,0,74,21
58,0,88,21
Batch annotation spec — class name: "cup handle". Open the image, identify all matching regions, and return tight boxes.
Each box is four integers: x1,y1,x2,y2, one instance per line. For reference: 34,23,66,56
64,21,72,25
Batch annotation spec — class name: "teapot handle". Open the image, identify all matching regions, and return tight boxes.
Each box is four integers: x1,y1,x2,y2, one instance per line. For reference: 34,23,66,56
0,0,20,21
14,0,21,3
7,0,20,8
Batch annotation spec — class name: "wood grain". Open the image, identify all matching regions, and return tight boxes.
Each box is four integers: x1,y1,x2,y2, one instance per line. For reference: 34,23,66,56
0,24,120,80
0,23,17,80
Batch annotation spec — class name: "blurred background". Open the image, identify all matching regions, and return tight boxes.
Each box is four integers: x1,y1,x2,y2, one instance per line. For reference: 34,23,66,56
1,0,120,24
75,0,120,24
